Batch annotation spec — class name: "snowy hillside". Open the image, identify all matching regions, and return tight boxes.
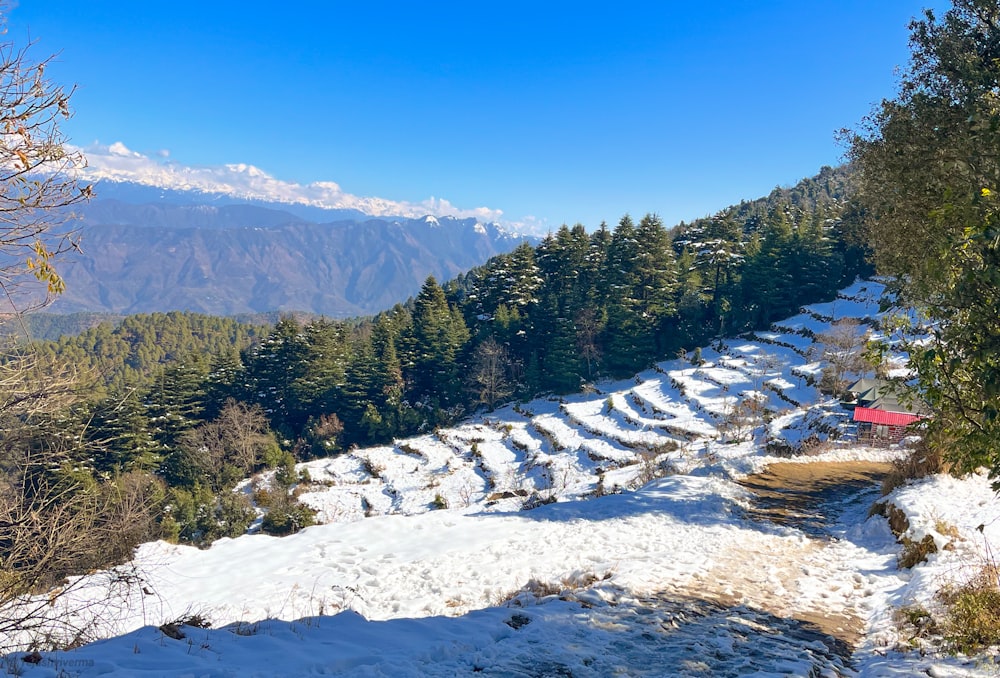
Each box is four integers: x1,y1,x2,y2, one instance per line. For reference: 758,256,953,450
5,279,1000,677
292,279,889,523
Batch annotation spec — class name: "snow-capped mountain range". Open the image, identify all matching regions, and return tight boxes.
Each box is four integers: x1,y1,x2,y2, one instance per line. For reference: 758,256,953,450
75,142,514,228
42,143,531,317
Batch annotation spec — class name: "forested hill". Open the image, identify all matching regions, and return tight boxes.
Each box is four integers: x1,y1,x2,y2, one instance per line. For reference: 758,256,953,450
6,309,312,343
448,163,864,376
26,312,269,394
18,164,869,470
667,164,866,331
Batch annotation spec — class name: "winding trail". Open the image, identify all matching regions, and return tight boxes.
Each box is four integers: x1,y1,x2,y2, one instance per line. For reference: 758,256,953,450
649,460,896,675
739,461,893,539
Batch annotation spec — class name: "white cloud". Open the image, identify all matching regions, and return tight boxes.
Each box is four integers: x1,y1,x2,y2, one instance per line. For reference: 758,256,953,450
107,141,142,158
419,196,503,221
73,142,513,227
506,214,549,235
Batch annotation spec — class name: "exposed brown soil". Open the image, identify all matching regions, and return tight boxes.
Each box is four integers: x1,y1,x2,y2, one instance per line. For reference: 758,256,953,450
739,461,893,538
685,460,896,650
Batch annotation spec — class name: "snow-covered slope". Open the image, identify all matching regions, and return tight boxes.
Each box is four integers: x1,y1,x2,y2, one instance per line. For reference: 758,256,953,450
294,279,888,523
5,279,999,677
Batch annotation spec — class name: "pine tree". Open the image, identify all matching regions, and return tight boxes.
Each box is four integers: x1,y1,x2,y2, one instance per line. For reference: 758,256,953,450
290,319,349,424
407,277,470,425
633,213,678,354
202,348,244,420
146,356,210,450
339,337,378,445
240,317,311,436
544,314,581,394
602,215,643,374
740,211,795,327
88,387,160,474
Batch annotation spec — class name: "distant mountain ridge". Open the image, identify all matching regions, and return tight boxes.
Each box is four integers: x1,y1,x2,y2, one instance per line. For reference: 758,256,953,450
82,179,375,224
50,180,528,317
74,143,508,225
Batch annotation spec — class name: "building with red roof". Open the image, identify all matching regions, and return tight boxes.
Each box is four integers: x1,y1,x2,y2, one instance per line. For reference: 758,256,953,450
846,379,928,442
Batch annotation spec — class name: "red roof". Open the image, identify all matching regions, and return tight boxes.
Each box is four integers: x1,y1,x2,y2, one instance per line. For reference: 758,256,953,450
853,407,922,427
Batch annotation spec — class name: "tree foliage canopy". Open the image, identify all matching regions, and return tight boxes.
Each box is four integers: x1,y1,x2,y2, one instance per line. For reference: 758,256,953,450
848,0,1000,481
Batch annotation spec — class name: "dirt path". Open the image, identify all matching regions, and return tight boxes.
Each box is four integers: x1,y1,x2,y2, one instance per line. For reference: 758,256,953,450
669,460,894,670
738,461,893,539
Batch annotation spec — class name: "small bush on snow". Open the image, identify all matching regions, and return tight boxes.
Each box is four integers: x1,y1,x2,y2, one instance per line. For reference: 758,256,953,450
938,564,1000,655
261,501,316,536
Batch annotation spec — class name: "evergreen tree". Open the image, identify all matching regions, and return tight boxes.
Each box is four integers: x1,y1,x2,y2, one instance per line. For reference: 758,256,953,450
848,0,1000,481
240,317,311,436
633,213,678,354
290,319,349,424
791,212,844,306
202,348,244,420
339,335,378,444
146,356,210,450
87,386,159,474
378,317,415,435
600,214,676,374
407,277,471,425
672,247,709,347
588,222,613,305
740,211,796,327
544,314,582,394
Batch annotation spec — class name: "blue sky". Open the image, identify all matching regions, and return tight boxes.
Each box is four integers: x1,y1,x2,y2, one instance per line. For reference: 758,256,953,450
10,1,943,231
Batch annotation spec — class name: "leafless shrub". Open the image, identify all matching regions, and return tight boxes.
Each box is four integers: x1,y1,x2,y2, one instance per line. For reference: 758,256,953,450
881,437,945,496
0,448,162,650
177,399,277,491
0,23,91,318
359,456,384,479
630,450,674,488
817,318,870,397
719,395,768,443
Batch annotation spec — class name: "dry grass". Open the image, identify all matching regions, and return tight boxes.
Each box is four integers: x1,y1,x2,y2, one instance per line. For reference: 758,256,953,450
938,564,1000,655
935,519,961,543
898,535,938,569
892,554,1000,657
893,604,940,647
881,438,945,496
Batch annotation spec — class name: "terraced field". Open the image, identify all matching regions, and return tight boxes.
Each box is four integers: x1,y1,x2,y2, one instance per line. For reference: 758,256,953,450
294,279,888,524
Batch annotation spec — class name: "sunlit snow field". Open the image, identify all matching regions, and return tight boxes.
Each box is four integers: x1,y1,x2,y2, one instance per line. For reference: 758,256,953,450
5,279,1000,677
